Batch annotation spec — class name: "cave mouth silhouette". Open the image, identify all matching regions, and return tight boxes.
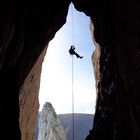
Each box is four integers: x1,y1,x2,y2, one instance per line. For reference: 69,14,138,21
37,3,96,140
39,3,96,115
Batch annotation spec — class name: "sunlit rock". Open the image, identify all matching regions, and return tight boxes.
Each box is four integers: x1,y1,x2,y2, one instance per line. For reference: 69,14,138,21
38,102,67,140
19,48,47,140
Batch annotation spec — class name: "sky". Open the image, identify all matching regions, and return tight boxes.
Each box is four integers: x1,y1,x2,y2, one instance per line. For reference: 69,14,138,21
39,3,96,114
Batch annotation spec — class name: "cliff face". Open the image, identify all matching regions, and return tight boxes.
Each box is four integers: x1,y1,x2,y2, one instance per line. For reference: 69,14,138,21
0,0,140,140
38,102,66,140
0,0,70,139
90,20,101,101
83,1,140,140
19,48,46,140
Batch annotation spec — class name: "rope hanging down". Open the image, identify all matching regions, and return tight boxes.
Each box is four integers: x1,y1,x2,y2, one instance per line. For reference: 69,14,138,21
69,4,83,140
71,3,74,45
71,55,75,140
71,4,75,140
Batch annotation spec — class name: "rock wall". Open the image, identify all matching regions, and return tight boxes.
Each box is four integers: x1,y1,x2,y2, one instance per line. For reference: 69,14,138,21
76,1,140,140
72,0,140,139
0,0,70,139
19,48,47,140
38,102,67,140
90,20,101,101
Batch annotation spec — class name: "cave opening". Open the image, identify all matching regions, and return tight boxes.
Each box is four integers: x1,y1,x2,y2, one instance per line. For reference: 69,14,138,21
37,3,96,140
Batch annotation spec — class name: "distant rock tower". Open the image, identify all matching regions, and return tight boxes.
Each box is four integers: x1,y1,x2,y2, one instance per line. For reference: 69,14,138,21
38,102,67,140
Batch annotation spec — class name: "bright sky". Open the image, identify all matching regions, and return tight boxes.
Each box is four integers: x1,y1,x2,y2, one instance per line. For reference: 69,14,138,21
39,3,96,114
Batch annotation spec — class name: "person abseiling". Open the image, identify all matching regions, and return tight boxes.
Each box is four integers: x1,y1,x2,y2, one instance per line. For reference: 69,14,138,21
69,45,83,59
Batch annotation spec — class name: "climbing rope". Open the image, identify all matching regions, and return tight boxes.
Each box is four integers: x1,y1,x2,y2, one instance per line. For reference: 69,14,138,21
71,54,74,140
71,3,74,45
71,3,75,140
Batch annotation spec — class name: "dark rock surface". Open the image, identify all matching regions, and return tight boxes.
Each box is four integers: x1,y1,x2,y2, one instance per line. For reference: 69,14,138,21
0,0,70,139
0,0,140,140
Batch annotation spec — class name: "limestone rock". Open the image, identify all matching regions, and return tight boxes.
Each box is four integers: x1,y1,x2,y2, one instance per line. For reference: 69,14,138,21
19,48,47,140
38,102,67,140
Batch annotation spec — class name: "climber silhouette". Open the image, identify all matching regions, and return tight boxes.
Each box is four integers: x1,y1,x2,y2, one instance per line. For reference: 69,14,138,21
69,45,83,59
